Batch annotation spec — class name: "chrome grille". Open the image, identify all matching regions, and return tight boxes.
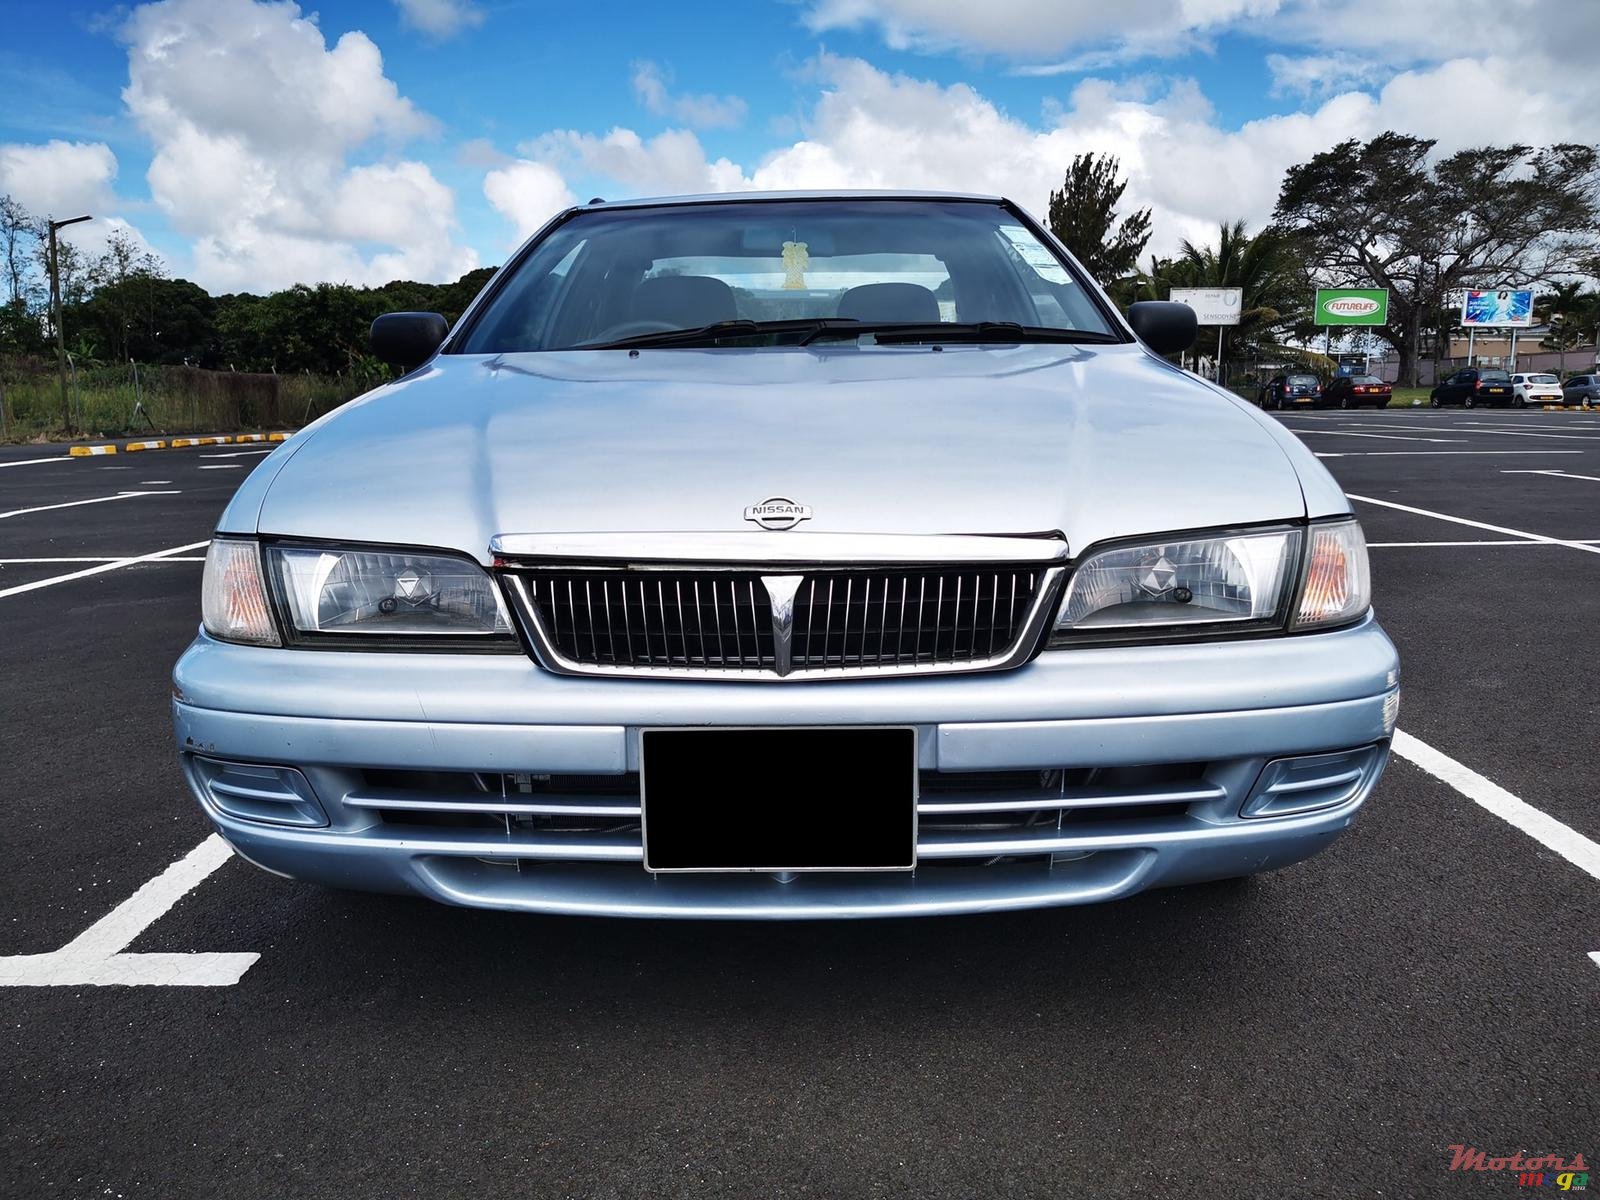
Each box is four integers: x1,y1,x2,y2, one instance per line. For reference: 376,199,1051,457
505,564,1053,679
791,569,1038,668
523,573,775,669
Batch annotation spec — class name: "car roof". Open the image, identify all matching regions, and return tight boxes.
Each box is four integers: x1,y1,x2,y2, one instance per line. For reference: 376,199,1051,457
575,189,1008,211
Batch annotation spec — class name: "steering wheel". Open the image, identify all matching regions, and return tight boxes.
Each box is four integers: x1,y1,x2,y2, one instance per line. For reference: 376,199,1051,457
586,319,680,343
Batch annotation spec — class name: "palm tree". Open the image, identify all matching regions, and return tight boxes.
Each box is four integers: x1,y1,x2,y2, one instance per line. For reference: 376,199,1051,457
1536,281,1594,375
1134,220,1310,378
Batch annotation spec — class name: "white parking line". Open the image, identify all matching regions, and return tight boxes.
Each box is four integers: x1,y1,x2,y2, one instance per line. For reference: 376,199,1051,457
0,835,258,987
199,449,271,458
0,540,211,599
1502,469,1600,484
0,489,180,521
1346,494,1600,556
0,556,207,563
198,464,242,470
1392,731,1600,881
1316,450,1584,458
1367,539,1600,547
1432,428,1600,442
1322,422,1600,442
1284,429,1462,443
0,457,73,469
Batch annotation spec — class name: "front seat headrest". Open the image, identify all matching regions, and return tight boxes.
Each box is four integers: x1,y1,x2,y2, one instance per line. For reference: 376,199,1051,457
837,282,940,324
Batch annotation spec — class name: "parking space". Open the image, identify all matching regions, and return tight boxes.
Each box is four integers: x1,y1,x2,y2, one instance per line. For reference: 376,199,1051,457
1,413,1596,1198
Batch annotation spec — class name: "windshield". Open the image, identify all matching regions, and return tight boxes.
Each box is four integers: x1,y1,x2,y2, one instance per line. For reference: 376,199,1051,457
1480,370,1511,381
1351,375,1383,385
1288,374,1319,386
454,199,1121,352
1528,374,1558,384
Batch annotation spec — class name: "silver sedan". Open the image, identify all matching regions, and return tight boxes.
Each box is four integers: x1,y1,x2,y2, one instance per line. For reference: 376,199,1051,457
173,191,1398,918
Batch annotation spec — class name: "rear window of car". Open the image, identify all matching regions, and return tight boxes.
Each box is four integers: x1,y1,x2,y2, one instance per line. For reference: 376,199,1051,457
1288,374,1319,386
1351,375,1383,385
1527,374,1558,384
1479,370,1511,382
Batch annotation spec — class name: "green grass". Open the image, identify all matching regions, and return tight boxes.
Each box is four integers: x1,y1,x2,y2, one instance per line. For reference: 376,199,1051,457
1383,387,1431,408
0,363,366,442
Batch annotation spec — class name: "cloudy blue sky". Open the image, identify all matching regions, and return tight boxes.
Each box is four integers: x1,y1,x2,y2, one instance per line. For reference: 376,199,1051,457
1,0,1594,293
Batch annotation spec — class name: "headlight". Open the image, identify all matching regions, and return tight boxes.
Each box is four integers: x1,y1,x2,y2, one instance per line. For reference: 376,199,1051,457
266,544,514,644
201,538,281,646
1050,520,1370,642
1052,528,1300,640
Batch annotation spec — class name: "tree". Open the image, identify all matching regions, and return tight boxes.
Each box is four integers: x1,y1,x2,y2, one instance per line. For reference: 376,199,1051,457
1536,281,1598,375
72,228,172,362
1142,220,1308,365
1046,153,1152,286
0,195,37,306
75,275,215,364
1274,133,1600,386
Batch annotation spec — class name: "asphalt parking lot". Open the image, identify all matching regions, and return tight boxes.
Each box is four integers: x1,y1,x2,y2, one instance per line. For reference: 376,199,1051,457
2,408,1596,1199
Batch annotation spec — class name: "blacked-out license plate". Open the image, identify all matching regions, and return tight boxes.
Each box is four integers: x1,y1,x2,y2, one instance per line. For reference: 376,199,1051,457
641,727,917,872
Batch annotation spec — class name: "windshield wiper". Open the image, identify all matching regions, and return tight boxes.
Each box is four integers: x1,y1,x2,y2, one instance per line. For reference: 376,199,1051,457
579,318,861,351
800,321,1122,346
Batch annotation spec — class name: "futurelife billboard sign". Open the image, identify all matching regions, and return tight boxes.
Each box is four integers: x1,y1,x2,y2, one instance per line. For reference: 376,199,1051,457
1169,287,1243,326
1315,288,1389,326
1461,289,1534,327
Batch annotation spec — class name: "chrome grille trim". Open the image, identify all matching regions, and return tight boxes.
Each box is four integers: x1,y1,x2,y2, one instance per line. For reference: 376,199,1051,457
500,563,1066,681
490,531,1070,565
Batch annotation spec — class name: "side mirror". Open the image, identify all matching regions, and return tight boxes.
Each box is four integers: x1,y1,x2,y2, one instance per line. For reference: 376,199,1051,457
371,312,449,371
1126,301,1198,356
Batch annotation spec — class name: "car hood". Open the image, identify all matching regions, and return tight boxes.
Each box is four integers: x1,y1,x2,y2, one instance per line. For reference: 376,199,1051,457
242,343,1322,561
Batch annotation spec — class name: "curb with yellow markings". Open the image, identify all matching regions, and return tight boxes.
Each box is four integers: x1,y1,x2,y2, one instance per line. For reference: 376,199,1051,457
59,433,293,457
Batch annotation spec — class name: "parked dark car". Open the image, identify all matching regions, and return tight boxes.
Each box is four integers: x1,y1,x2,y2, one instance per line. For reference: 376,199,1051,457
1560,373,1599,407
1258,372,1322,409
1323,374,1392,409
1429,367,1513,408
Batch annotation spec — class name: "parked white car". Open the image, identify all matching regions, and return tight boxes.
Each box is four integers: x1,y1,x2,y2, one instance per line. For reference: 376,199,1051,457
1510,372,1564,408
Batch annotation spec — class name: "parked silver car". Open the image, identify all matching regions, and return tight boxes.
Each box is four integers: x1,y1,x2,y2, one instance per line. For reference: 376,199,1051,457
173,191,1398,918
1561,373,1599,407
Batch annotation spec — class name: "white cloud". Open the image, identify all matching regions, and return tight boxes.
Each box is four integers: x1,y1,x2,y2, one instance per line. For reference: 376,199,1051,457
119,0,476,291
483,160,576,242
493,51,1600,269
0,140,118,218
391,0,484,39
520,127,747,197
799,0,1600,88
1265,52,1391,98
631,61,747,130
800,0,1281,58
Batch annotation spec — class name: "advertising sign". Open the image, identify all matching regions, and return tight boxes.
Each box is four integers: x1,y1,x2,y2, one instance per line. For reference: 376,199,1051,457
1314,288,1389,326
1461,289,1534,327
1169,287,1242,325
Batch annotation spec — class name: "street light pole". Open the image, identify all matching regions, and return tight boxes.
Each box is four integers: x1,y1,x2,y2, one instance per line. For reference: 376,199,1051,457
47,214,92,434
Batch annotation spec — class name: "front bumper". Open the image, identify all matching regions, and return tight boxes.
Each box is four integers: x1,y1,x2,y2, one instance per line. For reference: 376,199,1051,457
172,616,1400,918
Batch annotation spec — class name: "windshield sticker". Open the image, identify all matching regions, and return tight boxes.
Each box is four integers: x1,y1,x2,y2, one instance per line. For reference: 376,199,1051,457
782,241,809,290
998,226,1070,283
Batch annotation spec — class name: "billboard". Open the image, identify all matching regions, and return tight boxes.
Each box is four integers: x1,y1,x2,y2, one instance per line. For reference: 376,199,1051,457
1461,289,1534,327
1169,287,1242,326
1315,288,1389,326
